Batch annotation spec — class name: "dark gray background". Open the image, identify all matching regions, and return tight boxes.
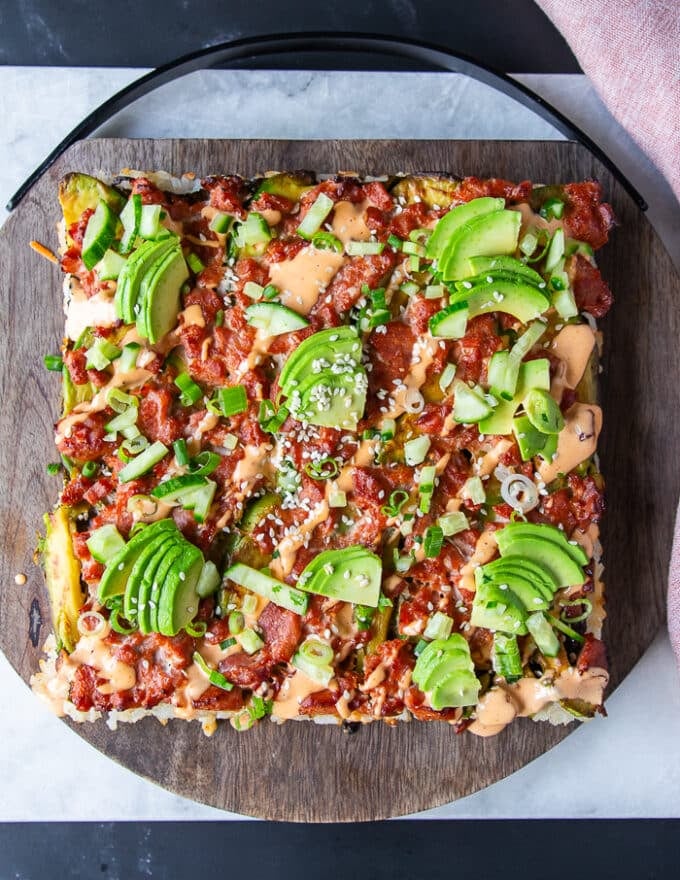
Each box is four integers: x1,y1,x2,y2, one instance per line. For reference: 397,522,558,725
0,0,578,71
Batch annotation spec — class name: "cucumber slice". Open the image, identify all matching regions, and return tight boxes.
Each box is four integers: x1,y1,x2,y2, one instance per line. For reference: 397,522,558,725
118,441,168,483
526,612,561,657
151,474,208,501
452,380,493,423
94,249,127,281
545,228,565,273
81,200,118,270
156,543,204,636
97,519,178,601
196,561,221,598
245,302,310,335
119,194,142,254
224,562,309,615
426,197,504,260
86,524,125,564
139,204,162,239
492,633,523,681
428,301,469,339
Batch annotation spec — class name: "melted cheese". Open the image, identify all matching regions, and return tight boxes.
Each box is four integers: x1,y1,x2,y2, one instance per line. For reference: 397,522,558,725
268,246,346,315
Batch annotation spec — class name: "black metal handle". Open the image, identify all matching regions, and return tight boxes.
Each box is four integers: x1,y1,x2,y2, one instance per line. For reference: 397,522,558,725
6,31,647,212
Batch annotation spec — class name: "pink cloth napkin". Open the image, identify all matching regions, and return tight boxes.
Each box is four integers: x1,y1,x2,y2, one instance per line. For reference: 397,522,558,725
536,0,680,657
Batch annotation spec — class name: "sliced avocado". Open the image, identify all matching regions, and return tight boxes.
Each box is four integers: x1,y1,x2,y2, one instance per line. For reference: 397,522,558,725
426,197,504,260
224,561,309,615
59,172,125,230
140,247,189,343
61,364,93,417
439,210,522,281
526,611,561,657
412,646,471,693
496,522,588,566
297,547,382,607
115,238,177,324
156,543,204,636
448,278,549,324
365,603,394,654
476,563,549,612
478,359,550,435
498,537,585,587
43,507,84,653
523,388,565,435
253,171,315,201
278,326,362,391
467,255,544,286
238,492,281,533
97,519,178,602
512,413,552,461
470,582,528,635
430,669,481,710
228,492,281,568
292,369,367,430
137,536,184,634
389,174,461,210
245,302,310,335
479,557,557,602
147,543,185,633
124,531,177,622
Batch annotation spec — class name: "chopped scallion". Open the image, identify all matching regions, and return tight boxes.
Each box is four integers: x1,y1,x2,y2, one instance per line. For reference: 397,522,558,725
173,438,189,466
423,525,444,558
43,354,63,372
404,436,431,466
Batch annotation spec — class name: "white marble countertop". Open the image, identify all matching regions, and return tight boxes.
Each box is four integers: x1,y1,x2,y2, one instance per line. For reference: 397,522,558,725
1,67,678,821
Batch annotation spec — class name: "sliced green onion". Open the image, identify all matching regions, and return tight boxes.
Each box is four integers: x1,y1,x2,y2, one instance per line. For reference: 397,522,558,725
423,610,453,640
173,438,189,466
297,193,334,239
118,440,169,483
228,611,245,635
547,614,585,643
423,525,444,558
262,284,280,301
219,637,237,650
174,372,202,407
86,524,125,563
258,399,288,434
120,424,141,441
380,418,396,440
216,385,248,417
462,476,486,505
404,436,431,466
414,638,428,657
85,338,121,371
437,511,469,536
305,457,339,481
187,451,221,477
138,204,163,239
409,228,431,244
185,620,207,638
328,489,347,508
239,628,264,655
545,228,565,273
106,387,136,413
408,256,420,272
244,281,264,300
109,608,138,635
560,598,593,623
402,241,425,257
82,461,98,479
540,197,565,220
209,212,234,235
378,593,393,611
418,465,436,491
181,479,216,523
311,231,343,253
121,434,149,455
215,309,225,327
46,462,61,475
519,231,539,257
192,651,233,690
292,651,333,686
351,606,374,633
387,234,403,249
439,363,456,392
381,489,409,518
400,281,420,296
346,240,384,256
44,354,63,372
119,342,141,372
105,406,138,433
394,552,414,573
223,433,238,451
299,638,334,666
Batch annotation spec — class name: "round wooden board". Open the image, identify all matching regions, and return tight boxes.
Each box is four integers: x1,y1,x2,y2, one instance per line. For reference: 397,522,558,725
0,139,675,822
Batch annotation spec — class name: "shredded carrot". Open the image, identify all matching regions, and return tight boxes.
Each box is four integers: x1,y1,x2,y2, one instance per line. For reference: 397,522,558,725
30,240,58,264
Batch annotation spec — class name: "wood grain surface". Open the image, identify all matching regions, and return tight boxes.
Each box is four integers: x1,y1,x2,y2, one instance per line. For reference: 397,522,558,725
0,139,676,822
